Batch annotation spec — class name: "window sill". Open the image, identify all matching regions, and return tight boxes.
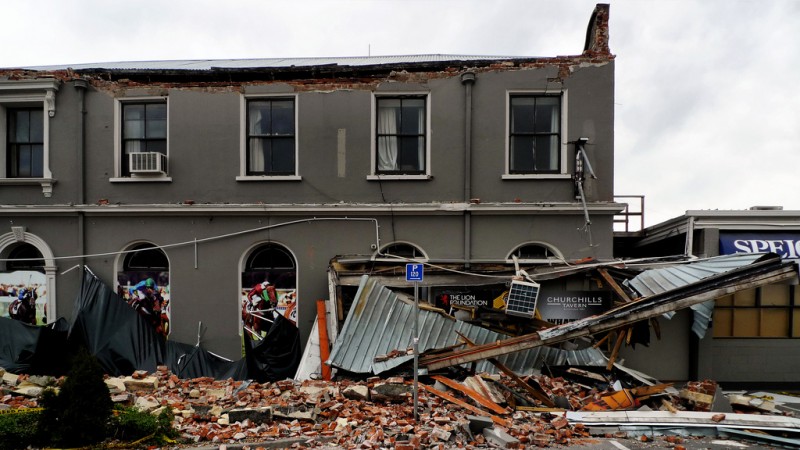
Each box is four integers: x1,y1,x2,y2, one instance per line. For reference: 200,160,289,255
502,174,572,180
0,178,56,197
236,175,302,182
367,174,432,181
110,176,172,183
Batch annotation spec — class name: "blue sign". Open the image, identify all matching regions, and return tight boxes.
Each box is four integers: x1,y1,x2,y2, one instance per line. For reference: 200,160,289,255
406,263,424,282
720,232,800,261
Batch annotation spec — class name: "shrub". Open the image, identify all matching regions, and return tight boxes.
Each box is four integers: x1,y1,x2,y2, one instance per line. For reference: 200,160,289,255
0,410,44,450
110,406,178,445
38,347,114,447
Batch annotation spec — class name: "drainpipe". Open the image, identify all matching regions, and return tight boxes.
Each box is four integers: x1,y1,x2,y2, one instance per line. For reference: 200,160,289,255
74,79,88,267
461,72,475,269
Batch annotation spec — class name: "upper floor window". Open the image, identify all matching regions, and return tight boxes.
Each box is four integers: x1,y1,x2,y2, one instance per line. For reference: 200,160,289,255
0,79,59,196
246,98,296,176
7,108,44,178
375,96,427,175
508,95,562,174
119,101,168,178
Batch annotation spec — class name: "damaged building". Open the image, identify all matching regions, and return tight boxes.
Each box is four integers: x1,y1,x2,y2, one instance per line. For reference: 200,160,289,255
1,2,795,394
0,7,619,362
615,207,800,387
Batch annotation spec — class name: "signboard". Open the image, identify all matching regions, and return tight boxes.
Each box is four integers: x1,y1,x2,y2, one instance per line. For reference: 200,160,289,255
406,263,424,282
720,232,800,261
537,290,611,321
433,286,508,311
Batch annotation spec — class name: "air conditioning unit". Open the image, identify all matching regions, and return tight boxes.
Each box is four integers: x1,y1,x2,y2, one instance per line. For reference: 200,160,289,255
129,152,168,175
505,279,541,318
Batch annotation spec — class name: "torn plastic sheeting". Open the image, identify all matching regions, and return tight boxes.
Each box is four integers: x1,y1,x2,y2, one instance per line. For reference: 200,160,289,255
3,268,301,382
0,317,70,375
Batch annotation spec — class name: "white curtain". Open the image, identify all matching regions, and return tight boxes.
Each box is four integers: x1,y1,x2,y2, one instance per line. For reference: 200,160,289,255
377,104,398,171
416,108,425,171
547,100,560,170
249,107,265,172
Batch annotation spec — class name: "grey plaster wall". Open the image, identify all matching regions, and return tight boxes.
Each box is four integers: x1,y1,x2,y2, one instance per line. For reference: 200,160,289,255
0,61,617,359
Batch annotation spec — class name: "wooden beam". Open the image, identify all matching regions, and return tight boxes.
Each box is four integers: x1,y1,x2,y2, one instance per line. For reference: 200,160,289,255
597,268,634,303
606,327,627,371
430,375,509,415
421,266,797,371
421,384,511,427
456,331,555,407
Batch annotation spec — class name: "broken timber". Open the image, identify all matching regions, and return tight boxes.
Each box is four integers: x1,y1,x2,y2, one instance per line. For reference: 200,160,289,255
421,256,797,371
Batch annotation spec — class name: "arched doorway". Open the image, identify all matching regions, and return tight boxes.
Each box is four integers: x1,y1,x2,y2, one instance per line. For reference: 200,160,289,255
116,243,170,336
240,242,297,339
0,231,56,325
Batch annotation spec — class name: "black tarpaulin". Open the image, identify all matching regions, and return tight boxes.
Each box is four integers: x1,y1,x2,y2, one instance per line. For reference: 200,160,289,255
0,317,69,374
243,314,302,383
68,270,165,375
1,268,301,381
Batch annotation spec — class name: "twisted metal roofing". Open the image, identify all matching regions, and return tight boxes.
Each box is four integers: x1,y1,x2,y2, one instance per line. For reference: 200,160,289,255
327,275,605,376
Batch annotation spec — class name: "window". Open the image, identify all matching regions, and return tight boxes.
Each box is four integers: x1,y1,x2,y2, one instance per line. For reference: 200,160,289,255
374,96,427,175
0,79,58,196
713,285,800,338
6,243,45,272
246,98,296,176
508,95,562,174
376,242,427,260
7,108,44,178
123,243,169,270
120,101,167,177
507,243,563,262
241,243,298,337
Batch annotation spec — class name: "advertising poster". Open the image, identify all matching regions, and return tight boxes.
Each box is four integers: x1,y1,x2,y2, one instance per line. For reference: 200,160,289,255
240,271,297,340
0,270,47,325
117,271,171,337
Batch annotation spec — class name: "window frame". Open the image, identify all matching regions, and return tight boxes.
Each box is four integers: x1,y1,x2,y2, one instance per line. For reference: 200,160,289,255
0,79,59,196
713,284,799,338
503,90,570,179
112,96,171,182
368,92,431,180
237,94,301,181
505,242,564,264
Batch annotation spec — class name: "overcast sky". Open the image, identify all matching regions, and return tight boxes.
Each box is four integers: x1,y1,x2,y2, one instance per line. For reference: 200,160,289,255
3,0,799,227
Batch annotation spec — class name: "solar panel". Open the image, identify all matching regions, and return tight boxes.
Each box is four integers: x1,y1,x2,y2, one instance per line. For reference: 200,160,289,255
505,279,541,317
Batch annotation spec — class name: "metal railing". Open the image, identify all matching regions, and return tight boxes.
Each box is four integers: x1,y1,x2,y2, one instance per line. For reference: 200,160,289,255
614,195,645,233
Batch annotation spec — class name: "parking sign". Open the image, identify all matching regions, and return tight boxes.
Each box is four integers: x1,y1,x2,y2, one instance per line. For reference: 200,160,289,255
406,263,424,282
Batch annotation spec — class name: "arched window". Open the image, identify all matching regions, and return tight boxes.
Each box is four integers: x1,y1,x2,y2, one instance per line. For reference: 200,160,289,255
507,243,562,262
0,232,56,325
378,242,427,260
6,243,45,272
241,243,298,339
117,243,170,336
244,243,296,290
123,243,169,270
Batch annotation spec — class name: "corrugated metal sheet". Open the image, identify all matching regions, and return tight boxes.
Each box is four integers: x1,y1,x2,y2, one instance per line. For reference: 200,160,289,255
624,253,765,297
625,253,766,338
13,54,526,72
327,276,606,376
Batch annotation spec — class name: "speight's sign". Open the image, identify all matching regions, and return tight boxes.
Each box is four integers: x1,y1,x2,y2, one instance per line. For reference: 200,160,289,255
537,291,611,321
719,232,800,261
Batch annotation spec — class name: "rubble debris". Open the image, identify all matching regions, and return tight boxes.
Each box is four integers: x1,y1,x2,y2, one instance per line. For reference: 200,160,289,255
2,365,798,448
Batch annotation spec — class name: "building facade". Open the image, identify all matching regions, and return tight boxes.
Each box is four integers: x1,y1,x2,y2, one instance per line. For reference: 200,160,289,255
616,208,800,386
0,5,620,360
